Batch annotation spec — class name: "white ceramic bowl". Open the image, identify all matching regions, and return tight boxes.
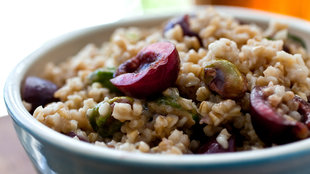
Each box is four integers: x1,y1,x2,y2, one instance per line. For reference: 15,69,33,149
4,6,310,174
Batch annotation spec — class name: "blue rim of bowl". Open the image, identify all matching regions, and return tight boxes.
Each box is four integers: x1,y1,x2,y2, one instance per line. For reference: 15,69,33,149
4,5,310,169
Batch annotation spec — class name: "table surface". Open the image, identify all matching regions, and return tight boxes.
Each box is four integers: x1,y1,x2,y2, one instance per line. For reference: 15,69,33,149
0,116,36,174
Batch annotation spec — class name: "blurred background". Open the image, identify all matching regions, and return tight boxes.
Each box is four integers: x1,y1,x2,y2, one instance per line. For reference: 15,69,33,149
1,0,309,117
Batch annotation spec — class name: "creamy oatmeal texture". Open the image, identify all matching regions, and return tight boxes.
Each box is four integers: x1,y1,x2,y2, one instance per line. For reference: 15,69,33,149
24,8,310,154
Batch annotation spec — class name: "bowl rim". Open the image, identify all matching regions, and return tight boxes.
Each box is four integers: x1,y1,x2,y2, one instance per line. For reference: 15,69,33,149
4,5,310,168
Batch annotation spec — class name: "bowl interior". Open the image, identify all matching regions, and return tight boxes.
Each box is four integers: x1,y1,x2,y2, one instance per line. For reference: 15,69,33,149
5,5,310,167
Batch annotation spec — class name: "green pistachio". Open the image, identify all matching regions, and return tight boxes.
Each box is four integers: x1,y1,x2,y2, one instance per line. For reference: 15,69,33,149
86,96,133,137
88,67,119,92
204,59,247,99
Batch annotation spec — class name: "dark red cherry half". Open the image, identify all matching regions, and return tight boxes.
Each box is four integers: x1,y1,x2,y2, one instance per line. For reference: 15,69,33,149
250,86,308,144
110,42,180,98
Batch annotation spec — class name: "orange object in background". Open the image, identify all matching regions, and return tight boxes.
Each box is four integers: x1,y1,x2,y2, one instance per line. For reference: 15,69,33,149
196,0,310,21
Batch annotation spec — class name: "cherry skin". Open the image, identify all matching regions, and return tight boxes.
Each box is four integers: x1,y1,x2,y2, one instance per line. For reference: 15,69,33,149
250,86,308,144
110,42,180,98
